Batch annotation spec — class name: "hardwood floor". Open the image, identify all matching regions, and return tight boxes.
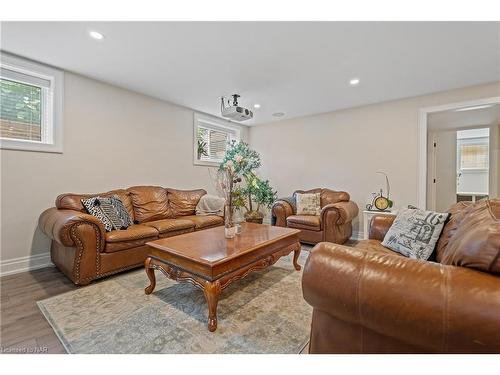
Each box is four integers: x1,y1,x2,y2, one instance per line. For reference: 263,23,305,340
0,266,76,354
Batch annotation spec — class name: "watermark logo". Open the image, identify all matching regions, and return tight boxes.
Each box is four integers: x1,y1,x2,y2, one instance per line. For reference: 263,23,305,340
0,346,48,354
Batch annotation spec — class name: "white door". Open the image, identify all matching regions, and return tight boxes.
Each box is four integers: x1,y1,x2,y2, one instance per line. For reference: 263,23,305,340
431,130,458,212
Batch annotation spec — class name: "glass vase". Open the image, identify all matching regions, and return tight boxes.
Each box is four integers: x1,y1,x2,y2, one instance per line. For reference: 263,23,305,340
224,205,236,239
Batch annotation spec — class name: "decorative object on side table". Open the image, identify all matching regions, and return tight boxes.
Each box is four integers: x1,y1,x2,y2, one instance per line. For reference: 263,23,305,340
366,171,394,211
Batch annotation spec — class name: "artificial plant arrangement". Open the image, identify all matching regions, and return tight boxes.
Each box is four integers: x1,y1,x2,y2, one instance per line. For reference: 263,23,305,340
234,173,277,223
217,141,277,230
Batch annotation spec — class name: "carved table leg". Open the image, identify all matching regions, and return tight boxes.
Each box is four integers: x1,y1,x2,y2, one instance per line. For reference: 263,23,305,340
144,257,156,295
293,247,301,271
203,280,221,332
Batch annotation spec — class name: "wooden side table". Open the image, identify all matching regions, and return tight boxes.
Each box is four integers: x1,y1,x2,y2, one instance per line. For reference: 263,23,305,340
362,210,397,240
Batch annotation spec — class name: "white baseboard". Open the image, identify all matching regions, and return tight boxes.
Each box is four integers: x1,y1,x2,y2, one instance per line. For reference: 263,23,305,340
0,252,54,277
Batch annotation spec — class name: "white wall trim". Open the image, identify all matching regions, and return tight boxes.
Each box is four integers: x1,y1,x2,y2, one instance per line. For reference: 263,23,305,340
0,252,53,277
417,96,500,209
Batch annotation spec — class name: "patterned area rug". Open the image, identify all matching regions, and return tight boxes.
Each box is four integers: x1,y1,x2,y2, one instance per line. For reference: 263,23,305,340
38,248,312,354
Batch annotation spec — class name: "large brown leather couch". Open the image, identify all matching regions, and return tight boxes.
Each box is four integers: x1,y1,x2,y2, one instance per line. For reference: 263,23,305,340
39,186,223,285
302,199,500,353
272,188,358,245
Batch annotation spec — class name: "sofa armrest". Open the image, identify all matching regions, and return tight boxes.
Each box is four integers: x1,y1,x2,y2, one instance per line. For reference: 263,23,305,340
271,200,294,227
39,207,105,248
368,214,396,241
302,242,500,353
321,200,359,226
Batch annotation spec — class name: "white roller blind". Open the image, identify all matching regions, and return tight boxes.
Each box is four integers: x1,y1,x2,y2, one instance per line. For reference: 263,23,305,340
460,143,489,169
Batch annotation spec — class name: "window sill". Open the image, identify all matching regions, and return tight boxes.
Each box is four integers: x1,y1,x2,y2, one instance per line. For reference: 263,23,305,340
0,138,63,153
193,159,221,167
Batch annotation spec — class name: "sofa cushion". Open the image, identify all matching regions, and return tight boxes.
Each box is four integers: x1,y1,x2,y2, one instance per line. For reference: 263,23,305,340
56,189,135,220
287,215,321,231
127,186,172,223
435,201,474,262
353,239,404,257
167,188,206,217
182,215,223,229
320,188,350,206
440,199,500,275
294,188,350,208
142,218,195,234
104,224,159,253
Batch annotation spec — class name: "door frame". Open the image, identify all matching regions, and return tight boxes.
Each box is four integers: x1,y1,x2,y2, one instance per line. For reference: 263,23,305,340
417,96,500,209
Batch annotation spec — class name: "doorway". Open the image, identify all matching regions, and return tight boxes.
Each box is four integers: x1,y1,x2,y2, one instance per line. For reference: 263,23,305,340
425,103,500,211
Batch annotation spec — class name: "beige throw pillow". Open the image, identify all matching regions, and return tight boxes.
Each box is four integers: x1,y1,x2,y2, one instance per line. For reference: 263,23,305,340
296,193,321,216
381,208,449,260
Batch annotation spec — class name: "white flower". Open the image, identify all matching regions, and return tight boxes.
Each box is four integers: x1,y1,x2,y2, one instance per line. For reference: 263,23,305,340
225,160,234,171
235,154,243,163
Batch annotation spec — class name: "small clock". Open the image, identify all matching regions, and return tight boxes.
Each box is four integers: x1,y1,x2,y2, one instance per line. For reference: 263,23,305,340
374,196,390,211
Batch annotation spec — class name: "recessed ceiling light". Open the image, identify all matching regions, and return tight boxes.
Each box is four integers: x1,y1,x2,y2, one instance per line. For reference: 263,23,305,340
272,112,285,117
455,104,493,112
89,31,105,40
253,104,261,109
349,78,360,86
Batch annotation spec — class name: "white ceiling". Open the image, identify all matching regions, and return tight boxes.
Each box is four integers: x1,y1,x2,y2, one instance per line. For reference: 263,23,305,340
1,22,499,125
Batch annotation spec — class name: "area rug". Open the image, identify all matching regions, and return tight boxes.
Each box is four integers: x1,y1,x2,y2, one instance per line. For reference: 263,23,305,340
37,248,312,354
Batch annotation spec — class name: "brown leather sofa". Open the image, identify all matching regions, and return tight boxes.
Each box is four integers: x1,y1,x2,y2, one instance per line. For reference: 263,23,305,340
302,199,500,353
272,188,358,245
39,186,223,285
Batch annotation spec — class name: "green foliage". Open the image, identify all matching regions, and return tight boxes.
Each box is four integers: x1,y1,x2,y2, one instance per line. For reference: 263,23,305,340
219,140,261,176
0,79,42,124
218,140,276,214
231,187,247,209
197,139,208,158
251,178,277,209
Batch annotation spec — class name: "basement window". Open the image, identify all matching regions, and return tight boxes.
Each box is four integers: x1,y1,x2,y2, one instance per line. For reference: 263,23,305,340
0,53,63,153
193,113,240,166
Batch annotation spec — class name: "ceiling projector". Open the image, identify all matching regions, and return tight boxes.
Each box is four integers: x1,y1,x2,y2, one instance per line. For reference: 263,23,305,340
221,94,253,121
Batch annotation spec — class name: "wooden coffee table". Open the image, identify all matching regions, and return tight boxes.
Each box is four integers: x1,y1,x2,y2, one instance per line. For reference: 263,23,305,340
144,222,301,332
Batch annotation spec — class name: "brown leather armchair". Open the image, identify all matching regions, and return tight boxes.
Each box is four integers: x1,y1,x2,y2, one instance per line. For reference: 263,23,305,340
272,188,358,245
39,187,223,285
302,199,500,353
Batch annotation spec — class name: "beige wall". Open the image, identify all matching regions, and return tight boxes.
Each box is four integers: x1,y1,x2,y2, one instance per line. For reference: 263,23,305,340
249,82,500,236
0,72,247,264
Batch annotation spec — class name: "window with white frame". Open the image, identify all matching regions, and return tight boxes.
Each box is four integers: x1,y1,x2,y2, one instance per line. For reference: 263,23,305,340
457,128,490,170
0,53,63,153
193,113,241,166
